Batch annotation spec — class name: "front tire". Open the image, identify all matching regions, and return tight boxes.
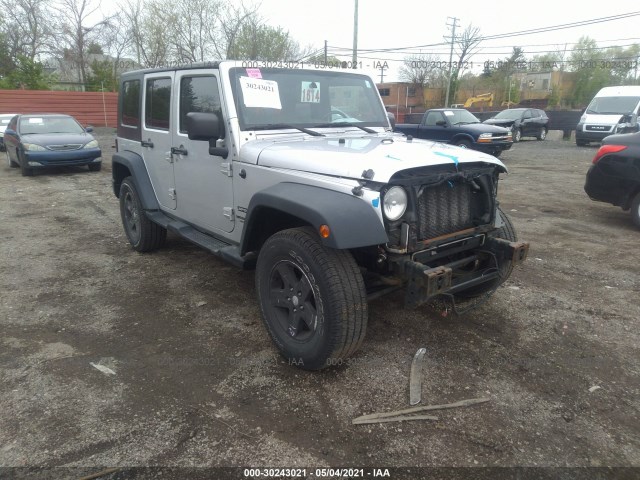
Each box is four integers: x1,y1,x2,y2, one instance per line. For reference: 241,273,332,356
6,150,18,168
256,227,368,370
88,163,102,172
513,127,522,142
454,139,471,149
455,207,518,299
19,152,33,176
119,177,167,252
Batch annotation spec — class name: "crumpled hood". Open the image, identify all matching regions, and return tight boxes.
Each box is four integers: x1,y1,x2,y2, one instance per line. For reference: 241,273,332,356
584,114,624,125
484,118,516,127
240,133,505,183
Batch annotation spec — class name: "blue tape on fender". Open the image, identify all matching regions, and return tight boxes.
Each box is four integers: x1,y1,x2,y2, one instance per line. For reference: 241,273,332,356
434,151,459,170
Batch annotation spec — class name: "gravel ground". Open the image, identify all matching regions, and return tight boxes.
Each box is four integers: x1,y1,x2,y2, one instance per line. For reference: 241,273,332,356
0,129,638,477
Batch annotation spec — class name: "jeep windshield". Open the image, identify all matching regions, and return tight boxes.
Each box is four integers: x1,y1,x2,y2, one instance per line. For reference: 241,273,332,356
586,96,640,115
229,67,388,131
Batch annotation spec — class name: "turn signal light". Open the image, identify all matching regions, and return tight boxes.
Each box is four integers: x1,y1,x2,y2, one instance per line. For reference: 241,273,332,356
592,144,627,164
319,224,331,238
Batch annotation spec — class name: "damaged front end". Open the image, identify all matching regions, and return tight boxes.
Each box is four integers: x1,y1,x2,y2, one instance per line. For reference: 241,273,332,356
373,162,529,308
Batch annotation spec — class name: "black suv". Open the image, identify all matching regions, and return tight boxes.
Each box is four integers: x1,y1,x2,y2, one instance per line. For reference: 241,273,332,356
484,108,549,142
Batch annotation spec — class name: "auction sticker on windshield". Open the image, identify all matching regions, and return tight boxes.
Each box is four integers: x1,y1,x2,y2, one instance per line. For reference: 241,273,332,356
239,76,282,109
301,81,321,103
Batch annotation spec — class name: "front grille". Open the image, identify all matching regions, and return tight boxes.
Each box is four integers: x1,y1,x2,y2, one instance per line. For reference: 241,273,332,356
585,125,612,132
417,181,474,239
48,144,82,151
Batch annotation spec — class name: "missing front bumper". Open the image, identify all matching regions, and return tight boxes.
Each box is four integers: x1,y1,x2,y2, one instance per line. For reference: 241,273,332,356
395,237,530,307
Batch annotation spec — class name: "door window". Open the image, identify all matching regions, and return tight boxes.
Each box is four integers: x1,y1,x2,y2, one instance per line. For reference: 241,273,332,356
424,111,444,126
179,76,222,134
121,80,141,127
145,77,171,130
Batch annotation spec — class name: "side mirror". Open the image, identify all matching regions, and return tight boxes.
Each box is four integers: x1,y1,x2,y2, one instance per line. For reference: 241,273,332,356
386,112,396,129
436,120,447,127
85,126,94,133
186,112,223,141
185,112,227,157
4,128,16,136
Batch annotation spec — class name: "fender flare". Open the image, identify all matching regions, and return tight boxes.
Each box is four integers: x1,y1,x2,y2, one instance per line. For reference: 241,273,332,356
450,134,475,146
241,183,388,253
112,151,159,211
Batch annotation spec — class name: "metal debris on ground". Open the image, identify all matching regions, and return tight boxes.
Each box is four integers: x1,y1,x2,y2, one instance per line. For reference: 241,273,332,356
352,397,491,425
409,347,427,406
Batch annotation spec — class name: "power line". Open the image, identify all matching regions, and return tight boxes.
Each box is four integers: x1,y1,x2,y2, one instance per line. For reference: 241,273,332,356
329,11,640,54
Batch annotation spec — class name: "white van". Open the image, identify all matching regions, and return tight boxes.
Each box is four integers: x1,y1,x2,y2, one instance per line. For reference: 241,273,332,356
576,86,640,146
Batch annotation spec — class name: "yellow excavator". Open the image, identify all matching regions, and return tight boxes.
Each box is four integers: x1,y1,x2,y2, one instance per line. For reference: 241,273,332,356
463,93,494,108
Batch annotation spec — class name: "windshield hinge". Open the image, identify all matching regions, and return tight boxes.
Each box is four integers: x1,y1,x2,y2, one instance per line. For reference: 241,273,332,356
221,162,232,177
223,207,234,221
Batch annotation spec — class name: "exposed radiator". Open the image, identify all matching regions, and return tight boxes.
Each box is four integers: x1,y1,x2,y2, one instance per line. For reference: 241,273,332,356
417,181,473,239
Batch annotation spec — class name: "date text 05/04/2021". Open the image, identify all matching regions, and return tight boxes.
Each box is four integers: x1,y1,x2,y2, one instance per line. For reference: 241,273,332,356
243,467,391,478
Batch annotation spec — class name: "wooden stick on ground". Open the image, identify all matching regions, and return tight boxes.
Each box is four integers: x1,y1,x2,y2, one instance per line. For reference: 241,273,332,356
353,414,438,425
352,397,490,424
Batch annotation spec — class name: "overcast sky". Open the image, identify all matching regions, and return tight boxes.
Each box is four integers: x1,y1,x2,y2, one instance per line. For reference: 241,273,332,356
257,1,640,81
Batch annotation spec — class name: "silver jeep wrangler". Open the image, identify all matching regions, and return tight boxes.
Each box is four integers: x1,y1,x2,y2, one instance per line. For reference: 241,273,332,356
112,61,529,370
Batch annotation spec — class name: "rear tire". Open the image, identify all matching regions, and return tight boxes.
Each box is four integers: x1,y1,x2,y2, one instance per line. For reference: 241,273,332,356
119,176,167,252
631,192,640,228
256,227,368,370
537,128,547,140
455,207,517,299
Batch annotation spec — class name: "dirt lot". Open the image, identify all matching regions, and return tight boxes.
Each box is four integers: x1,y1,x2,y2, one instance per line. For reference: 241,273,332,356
1,129,639,477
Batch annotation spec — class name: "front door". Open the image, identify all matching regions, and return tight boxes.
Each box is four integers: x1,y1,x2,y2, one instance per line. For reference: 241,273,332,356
172,71,234,234
142,73,176,210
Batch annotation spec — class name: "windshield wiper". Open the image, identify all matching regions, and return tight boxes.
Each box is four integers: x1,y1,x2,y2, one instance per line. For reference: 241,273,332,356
453,121,477,125
246,123,324,136
312,122,378,133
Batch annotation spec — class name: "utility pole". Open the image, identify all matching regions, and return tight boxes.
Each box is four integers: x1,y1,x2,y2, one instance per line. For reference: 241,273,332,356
324,40,328,64
352,0,358,68
379,65,386,83
444,16,459,108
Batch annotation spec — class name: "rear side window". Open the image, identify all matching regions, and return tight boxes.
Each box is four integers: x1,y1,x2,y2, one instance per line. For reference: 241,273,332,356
179,75,221,133
145,77,171,130
121,80,140,127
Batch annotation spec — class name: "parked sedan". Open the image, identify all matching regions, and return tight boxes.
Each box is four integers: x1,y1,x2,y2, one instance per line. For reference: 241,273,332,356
484,108,549,142
584,131,640,227
0,113,19,151
4,114,102,176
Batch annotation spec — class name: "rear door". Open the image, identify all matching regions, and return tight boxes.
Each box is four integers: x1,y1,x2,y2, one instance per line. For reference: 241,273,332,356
142,73,176,210
172,70,234,233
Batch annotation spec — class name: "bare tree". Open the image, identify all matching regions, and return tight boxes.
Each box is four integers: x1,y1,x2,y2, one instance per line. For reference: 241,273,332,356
215,1,259,59
53,0,110,86
399,54,445,89
0,0,53,61
450,24,482,102
100,10,134,82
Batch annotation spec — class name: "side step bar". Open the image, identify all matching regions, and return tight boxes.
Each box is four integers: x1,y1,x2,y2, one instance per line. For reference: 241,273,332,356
145,210,256,269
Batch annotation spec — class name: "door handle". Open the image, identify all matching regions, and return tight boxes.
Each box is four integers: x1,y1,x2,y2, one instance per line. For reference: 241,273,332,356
171,146,188,156
141,139,154,148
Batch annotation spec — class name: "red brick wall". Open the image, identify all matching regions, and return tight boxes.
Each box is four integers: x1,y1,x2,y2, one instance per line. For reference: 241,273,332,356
0,90,118,127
